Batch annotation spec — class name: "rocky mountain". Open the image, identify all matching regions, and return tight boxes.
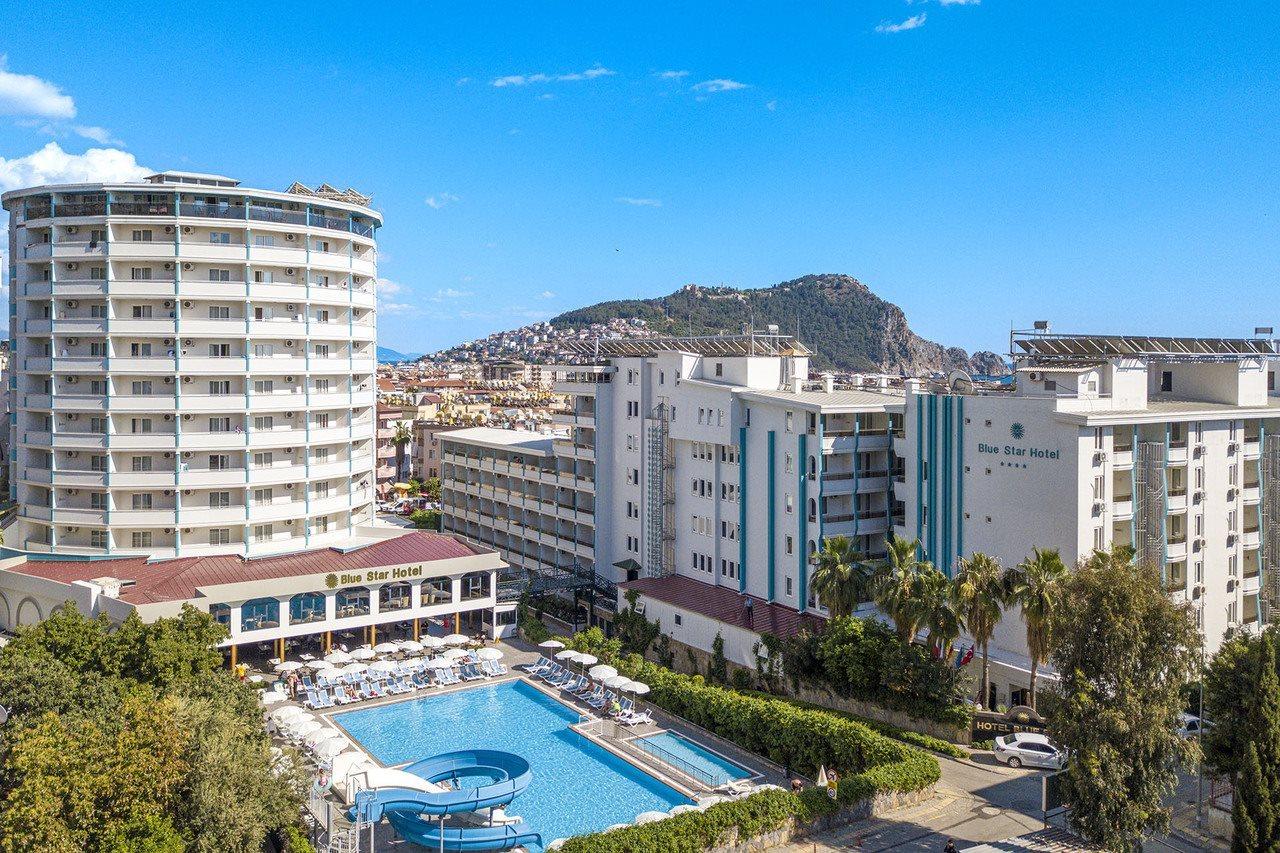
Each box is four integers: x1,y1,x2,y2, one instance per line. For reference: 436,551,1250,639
377,346,424,363
551,274,1008,376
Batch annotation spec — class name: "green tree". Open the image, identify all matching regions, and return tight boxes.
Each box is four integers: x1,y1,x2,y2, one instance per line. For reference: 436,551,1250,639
952,552,1006,709
911,566,962,660
1048,547,1199,850
409,508,441,530
391,421,412,481
872,533,928,642
809,536,869,618
1229,630,1280,850
423,476,442,502
1204,625,1280,780
1003,547,1068,710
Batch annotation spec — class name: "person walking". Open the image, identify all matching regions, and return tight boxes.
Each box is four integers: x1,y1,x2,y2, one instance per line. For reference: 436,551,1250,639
944,840,958,853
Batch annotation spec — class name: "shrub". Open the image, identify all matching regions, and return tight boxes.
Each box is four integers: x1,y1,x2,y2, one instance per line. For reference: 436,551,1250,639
516,596,551,644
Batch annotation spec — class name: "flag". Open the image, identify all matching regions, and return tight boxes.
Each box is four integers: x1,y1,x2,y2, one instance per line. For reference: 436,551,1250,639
957,646,975,668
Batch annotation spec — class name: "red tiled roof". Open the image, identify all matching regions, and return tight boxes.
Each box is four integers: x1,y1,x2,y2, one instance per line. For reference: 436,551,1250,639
619,575,825,639
14,532,487,606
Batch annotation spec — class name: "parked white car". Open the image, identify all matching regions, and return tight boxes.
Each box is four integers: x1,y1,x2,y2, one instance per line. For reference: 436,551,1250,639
1177,712,1212,738
993,732,1066,770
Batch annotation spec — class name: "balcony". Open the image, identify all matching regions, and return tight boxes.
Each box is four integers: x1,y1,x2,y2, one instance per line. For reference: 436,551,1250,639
1166,537,1188,561
1113,497,1134,519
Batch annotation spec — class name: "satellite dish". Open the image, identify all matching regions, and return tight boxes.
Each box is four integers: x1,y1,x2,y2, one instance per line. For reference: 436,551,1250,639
948,369,974,392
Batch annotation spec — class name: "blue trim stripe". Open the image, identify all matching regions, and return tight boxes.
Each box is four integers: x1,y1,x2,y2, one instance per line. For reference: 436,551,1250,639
767,430,777,602
798,433,808,611
956,396,965,563
738,426,747,593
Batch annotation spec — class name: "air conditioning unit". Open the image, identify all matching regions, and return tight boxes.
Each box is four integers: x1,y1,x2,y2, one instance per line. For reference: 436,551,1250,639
285,411,295,418
182,376,192,384
285,340,294,347
182,301,192,309
164,528,174,534
163,377,174,384
163,451,173,458
182,226,193,234
163,299,174,307
286,303,296,311
67,337,79,346
66,450,78,458
1228,533,1237,547
163,338,173,345
182,339,192,346
285,447,295,453
1228,442,1239,454
181,451,192,458
285,267,296,275
182,263,193,272
1193,537,1205,550
68,526,80,533
67,488,79,495
66,225,78,234
67,300,79,309
66,262,79,271
286,483,295,489
1028,371,1040,381
164,225,175,234
163,414,173,421
285,234,296,241
286,519,294,525
66,377,78,386
285,376,294,382
163,489,173,496
163,262,174,271
183,489,192,496
182,414,191,421
1228,488,1236,502
182,527,192,534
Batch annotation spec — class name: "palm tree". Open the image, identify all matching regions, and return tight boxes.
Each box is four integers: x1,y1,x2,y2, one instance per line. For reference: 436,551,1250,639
809,536,870,618
953,552,1007,709
391,422,412,481
872,532,929,642
1004,547,1069,710
912,566,962,659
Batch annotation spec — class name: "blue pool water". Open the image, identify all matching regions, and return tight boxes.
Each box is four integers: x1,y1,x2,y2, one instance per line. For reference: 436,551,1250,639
634,731,752,786
334,680,690,845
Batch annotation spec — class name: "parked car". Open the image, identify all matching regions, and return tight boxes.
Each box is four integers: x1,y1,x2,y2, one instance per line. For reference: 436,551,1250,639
1177,712,1212,738
993,732,1066,770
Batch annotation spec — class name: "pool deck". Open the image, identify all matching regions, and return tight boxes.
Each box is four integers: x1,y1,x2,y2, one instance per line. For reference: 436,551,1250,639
278,637,792,850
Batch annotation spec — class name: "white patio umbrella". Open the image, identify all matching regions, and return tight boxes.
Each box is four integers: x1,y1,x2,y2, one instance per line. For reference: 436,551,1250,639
314,739,351,761
398,639,424,653
373,642,400,654
622,680,650,696
602,675,630,689
341,662,368,675
330,751,371,782
575,653,598,667
588,664,618,680
635,811,669,824
694,795,727,811
324,650,353,665
476,647,503,661
305,727,342,749
274,660,305,673
670,804,699,816
555,649,580,661
441,647,468,660
369,660,399,673
270,706,307,723
289,719,324,739
538,639,565,650
350,647,377,661
421,636,446,649
260,691,286,705
443,633,470,645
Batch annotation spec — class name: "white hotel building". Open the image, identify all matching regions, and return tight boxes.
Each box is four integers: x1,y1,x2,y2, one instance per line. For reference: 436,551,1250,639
0,172,513,657
441,331,1280,709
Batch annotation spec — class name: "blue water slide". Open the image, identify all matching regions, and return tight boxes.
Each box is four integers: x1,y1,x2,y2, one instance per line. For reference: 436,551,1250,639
385,810,543,852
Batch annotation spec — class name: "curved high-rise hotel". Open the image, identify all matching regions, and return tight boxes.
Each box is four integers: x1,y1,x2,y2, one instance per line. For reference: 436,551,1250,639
3,171,381,558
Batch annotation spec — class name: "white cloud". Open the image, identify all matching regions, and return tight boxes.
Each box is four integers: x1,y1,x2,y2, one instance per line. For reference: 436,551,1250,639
73,125,121,145
537,93,555,101
939,0,980,5
432,288,473,301
455,76,472,86
0,141,150,192
375,277,421,315
0,57,76,119
655,70,689,80
538,290,556,299
424,192,460,209
491,65,616,87
876,13,928,33
766,100,778,111
691,79,749,93
616,197,662,207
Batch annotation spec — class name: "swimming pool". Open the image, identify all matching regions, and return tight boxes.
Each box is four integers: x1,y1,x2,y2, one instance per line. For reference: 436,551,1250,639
633,731,753,787
333,680,690,845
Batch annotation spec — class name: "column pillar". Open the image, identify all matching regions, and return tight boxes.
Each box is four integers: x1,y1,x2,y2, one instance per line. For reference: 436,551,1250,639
229,643,237,670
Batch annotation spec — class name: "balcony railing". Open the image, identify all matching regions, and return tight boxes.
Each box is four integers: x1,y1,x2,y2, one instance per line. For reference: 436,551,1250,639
111,201,176,216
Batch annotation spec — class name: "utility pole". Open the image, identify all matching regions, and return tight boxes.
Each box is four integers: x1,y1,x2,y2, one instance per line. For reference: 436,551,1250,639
1196,585,1206,827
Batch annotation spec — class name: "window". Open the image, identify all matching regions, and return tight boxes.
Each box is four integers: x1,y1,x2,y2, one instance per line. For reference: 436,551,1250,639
131,456,152,472
627,369,636,385
208,268,230,282
90,492,107,509
209,491,230,508
315,413,329,428
673,613,683,626
785,411,794,433
785,453,794,474
314,239,330,252
254,379,274,394
1161,371,1173,392
131,493,152,510
130,267,152,281
254,415,274,431
254,451,274,467
90,303,107,318
254,235,276,247
254,487,273,505
626,501,639,519
209,231,232,244
720,445,739,464
422,578,452,605
90,342,106,356
314,379,331,393
1093,527,1105,551
785,535,794,555
626,434,637,451
721,482,739,502
316,309,330,322
714,362,723,377
89,379,107,395
209,417,232,432
626,400,640,418
130,342,152,356
253,523,273,543
208,343,231,357
314,344,330,358
461,572,491,600
629,468,640,485
209,380,231,395
208,305,231,319
785,493,794,514
90,455,108,472
89,266,106,280
91,530,108,548
131,532,152,548
208,454,230,470
786,576,793,596
131,380,152,395
253,344,273,358
131,418,152,434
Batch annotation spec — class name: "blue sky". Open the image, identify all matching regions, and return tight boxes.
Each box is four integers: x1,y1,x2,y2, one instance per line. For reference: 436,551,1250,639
1,2,1277,355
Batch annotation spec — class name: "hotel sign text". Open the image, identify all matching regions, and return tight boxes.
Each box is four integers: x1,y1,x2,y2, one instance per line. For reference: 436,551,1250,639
978,443,1061,460
328,564,426,588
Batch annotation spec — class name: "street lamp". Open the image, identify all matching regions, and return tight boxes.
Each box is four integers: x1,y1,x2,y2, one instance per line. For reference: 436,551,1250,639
1193,583,1206,828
